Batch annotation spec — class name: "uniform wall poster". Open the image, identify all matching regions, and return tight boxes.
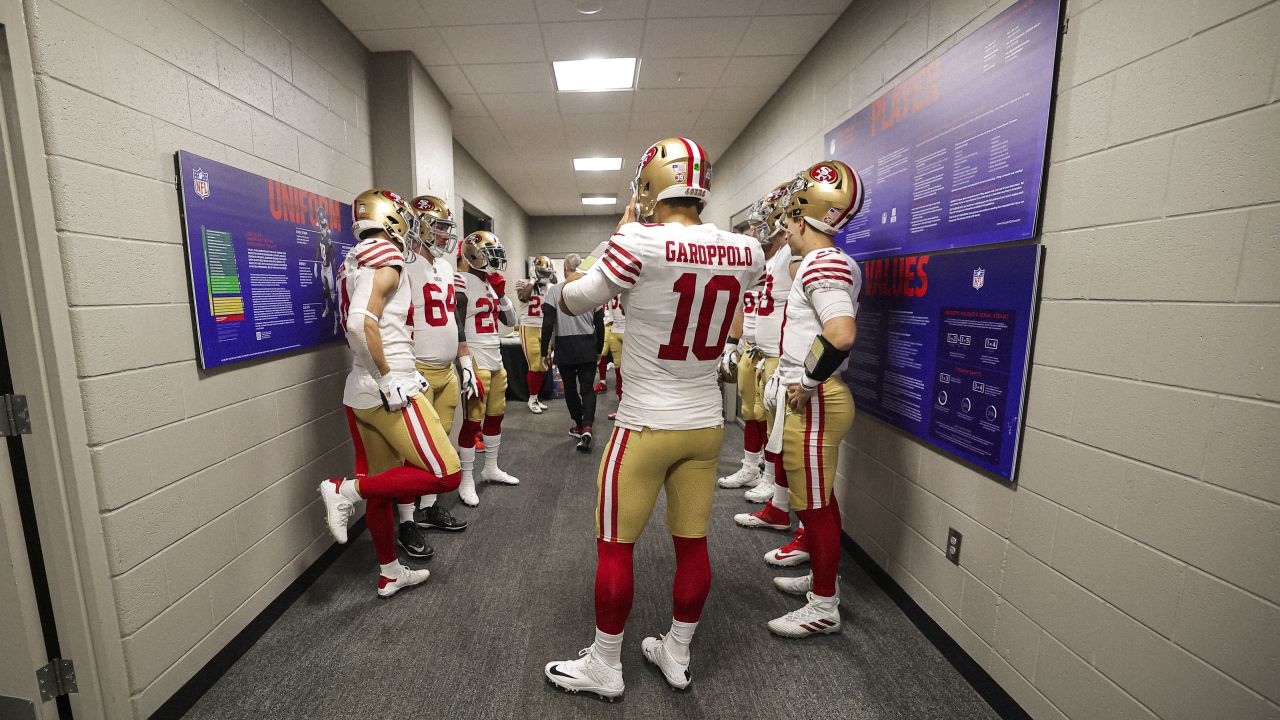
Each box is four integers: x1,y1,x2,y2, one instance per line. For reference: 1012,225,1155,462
845,244,1042,482
176,151,357,369
824,0,1063,260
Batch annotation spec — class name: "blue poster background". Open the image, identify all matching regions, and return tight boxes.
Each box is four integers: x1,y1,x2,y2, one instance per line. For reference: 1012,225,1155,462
177,151,357,369
824,0,1061,260
844,244,1042,481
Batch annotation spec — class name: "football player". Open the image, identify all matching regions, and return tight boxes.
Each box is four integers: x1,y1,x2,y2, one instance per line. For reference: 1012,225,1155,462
387,195,472,561
544,138,764,700
731,184,811,569
516,255,556,414
762,160,865,636
318,189,461,598
454,230,521,506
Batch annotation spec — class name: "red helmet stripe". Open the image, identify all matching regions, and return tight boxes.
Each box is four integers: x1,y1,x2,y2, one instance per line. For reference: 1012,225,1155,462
691,139,708,187
676,137,695,187
829,164,863,230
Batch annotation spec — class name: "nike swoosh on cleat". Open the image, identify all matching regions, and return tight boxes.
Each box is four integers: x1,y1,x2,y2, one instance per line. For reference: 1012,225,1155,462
548,666,575,679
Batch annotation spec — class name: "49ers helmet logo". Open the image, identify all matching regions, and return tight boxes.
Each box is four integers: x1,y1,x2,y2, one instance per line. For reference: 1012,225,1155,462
640,145,658,168
810,164,838,184
415,197,435,211
380,189,406,205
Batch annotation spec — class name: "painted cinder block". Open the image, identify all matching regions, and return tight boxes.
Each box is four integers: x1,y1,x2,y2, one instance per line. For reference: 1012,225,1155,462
241,4,292,79
1035,301,1153,380
1141,303,1280,400
1165,103,1280,215
1175,567,1280,704
993,598,1043,679
68,304,195,377
917,446,1016,534
1041,135,1174,232
1048,74,1113,161
98,32,193,129
289,44,332,105
121,586,214,692
1238,205,1280,302
92,410,228,511
169,0,245,50
26,0,103,90
1035,636,1159,720
1008,485,1061,562
943,505,1010,592
1056,0,1194,89
1066,374,1213,476
160,511,239,602
1201,396,1280,504
960,572,1001,643
1003,546,1110,661
38,77,160,179
136,0,220,86
80,363,188,446
1086,211,1249,302
250,111,300,170
110,555,168,636
188,78,255,154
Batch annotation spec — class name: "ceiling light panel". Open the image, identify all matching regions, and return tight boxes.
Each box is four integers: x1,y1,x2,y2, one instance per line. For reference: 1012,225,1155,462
573,157,623,171
581,195,617,205
553,58,638,92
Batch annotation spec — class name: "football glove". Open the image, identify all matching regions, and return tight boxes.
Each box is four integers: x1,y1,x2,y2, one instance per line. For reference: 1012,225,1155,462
458,357,483,402
379,373,424,412
717,340,740,383
763,373,783,413
487,271,507,297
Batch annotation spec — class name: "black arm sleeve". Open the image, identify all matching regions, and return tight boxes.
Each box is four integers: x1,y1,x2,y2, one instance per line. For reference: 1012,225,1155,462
541,303,557,358
594,308,605,355
455,291,469,342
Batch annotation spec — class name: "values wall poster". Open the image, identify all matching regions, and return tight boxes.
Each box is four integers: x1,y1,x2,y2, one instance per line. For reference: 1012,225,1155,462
176,151,356,369
824,0,1062,260
845,244,1042,482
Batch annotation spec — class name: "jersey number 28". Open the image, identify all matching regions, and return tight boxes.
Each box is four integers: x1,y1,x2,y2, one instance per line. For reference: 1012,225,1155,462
657,273,741,361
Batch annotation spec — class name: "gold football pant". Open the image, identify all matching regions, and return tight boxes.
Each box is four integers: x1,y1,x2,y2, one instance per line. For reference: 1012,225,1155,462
465,363,508,422
601,329,624,365
519,325,543,368
756,356,780,434
595,425,723,543
781,376,854,511
416,362,458,435
737,345,764,422
347,394,461,479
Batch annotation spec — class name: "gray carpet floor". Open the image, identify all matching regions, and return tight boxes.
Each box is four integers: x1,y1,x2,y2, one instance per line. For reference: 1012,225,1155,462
181,391,998,720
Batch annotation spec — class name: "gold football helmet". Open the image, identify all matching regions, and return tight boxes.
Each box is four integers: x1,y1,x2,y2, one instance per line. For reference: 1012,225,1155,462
779,160,864,235
748,182,791,245
532,255,555,280
411,194,458,258
352,188,419,253
631,137,712,219
461,230,507,272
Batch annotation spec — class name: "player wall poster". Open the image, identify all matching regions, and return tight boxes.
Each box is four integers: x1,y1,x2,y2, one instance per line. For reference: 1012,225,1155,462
824,0,1063,260
845,243,1042,482
176,151,357,369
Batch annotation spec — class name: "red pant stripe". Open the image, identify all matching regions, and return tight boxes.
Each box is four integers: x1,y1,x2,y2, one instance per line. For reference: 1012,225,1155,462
345,407,368,477
409,400,446,476
402,404,442,476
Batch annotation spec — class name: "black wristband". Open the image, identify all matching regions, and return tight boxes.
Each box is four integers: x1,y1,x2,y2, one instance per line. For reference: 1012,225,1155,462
803,335,847,387
726,336,740,345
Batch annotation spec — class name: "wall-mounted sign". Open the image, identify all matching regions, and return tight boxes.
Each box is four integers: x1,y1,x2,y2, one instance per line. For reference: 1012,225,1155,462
176,151,357,369
824,0,1063,259
845,243,1042,482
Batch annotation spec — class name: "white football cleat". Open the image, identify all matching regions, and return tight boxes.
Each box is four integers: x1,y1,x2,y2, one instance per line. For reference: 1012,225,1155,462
318,478,356,544
734,501,790,530
765,527,810,566
767,592,841,638
536,398,549,411
641,635,691,691
773,573,813,595
376,567,430,598
458,473,479,507
544,647,624,702
482,466,520,485
717,463,761,489
745,477,775,503
528,397,543,414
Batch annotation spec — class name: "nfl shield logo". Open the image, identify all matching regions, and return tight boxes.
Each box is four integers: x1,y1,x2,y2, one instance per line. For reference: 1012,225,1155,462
193,167,210,199
972,268,985,290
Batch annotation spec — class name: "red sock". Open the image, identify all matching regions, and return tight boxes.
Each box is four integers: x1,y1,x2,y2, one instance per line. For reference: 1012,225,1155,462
482,414,504,436
744,420,766,454
594,539,634,635
774,454,788,488
795,497,841,597
365,497,398,564
459,418,481,448
614,369,623,398
597,357,608,382
527,371,544,396
672,536,711,623
358,465,461,499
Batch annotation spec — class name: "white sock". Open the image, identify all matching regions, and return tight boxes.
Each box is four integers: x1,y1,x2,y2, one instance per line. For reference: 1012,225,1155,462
460,446,475,477
665,619,697,663
772,484,790,512
761,461,775,484
379,559,403,579
798,520,805,531
812,592,838,607
339,478,363,503
396,503,415,524
592,628,624,669
420,494,437,508
744,450,762,468
483,434,501,471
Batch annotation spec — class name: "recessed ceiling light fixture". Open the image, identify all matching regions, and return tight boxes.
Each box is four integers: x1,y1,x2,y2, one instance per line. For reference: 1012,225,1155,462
575,0,604,14
573,157,623,172
553,58,637,92
581,195,617,205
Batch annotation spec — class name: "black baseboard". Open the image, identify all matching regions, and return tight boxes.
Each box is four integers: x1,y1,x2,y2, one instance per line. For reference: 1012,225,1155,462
151,519,367,720
841,532,1031,720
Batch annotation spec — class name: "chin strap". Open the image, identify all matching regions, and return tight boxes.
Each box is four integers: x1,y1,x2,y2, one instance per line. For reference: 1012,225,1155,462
801,335,847,390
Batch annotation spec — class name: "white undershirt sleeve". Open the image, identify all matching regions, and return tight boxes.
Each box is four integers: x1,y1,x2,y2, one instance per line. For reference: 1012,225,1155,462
809,285,856,325
561,263,624,316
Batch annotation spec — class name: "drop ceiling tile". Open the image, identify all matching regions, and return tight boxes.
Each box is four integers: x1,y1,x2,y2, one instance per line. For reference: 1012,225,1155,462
718,54,802,87
576,173,624,193
637,57,729,89
737,14,837,56
541,20,645,61
462,63,554,94
634,87,710,114
646,0,763,18
422,0,539,26
482,92,562,123
533,0,649,22
756,0,853,15
323,0,430,30
356,28,457,65
448,93,489,116
441,24,546,64
556,91,633,115
641,17,752,58
561,112,630,135
501,123,568,151
707,84,777,109
695,107,757,130
452,115,511,154
427,65,475,95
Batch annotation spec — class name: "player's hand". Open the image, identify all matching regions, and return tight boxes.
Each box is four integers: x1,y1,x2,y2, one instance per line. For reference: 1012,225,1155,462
515,278,531,292
487,271,507,297
412,371,431,393
787,384,813,413
379,374,423,412
616,193,638,231
459,359,482,401
717,343,739,383
542,355,553,370
763,374,782,412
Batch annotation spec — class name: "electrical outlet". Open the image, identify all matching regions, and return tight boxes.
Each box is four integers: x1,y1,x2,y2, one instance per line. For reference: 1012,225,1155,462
946,528,963,565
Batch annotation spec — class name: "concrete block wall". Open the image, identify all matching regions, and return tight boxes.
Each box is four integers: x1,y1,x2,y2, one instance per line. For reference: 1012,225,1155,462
24,0,372,714
528,215,620,258
707,0,1280,718
455,141,531,278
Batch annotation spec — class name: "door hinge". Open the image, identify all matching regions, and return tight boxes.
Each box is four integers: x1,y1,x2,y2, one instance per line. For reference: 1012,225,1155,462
35,659,77,701
1,394,31,436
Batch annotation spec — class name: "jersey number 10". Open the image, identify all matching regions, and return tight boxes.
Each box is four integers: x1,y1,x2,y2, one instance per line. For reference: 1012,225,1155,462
657,273,741,361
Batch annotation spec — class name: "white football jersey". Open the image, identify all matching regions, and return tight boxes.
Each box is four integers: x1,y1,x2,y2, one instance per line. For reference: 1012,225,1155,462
777,247,861,385
339,238,415,409
407,256,459,367
606,295,626,334
455,269,504,371
741,286,758,344
593,222,764,430
753,244,795,357
518,280,549,328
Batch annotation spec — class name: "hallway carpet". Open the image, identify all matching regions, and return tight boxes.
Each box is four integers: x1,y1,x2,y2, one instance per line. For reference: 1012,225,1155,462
182,392,998,720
